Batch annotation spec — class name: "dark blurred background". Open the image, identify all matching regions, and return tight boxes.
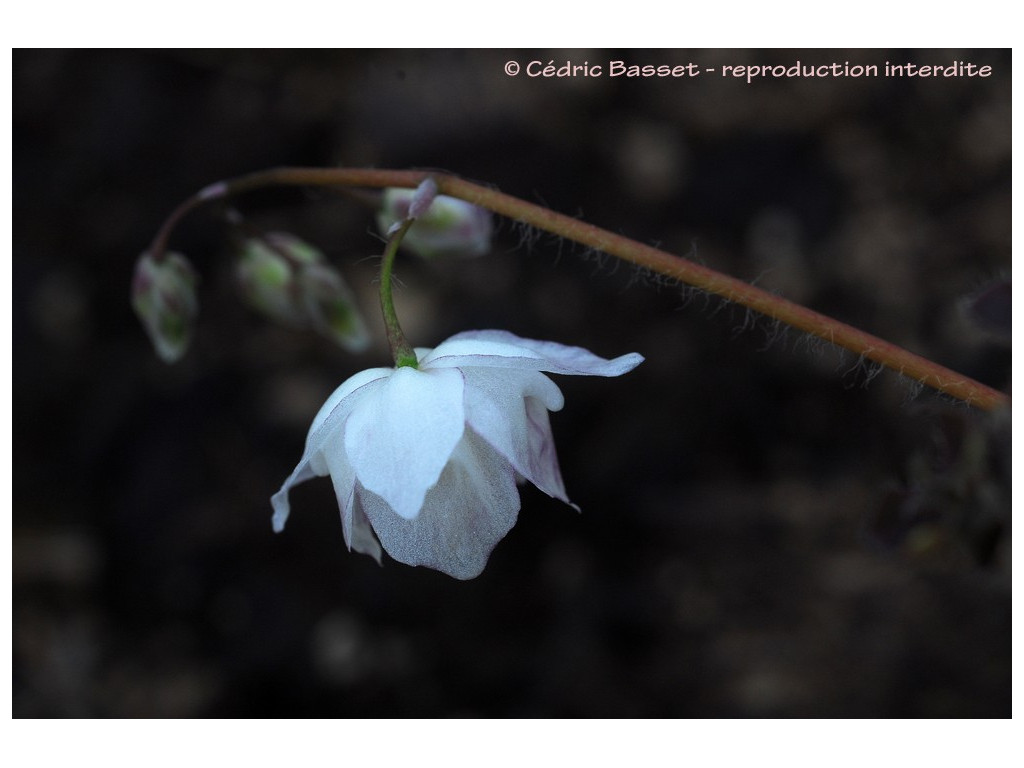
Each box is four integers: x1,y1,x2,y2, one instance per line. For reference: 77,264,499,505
13,49,1010,717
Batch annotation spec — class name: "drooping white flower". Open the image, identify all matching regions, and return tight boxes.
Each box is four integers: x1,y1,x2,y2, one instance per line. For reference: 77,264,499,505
272,330,643,579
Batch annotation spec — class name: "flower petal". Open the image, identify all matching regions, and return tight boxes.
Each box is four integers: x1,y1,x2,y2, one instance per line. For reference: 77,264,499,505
523,396,576,508
344,366,465,520
318,421,381,563
357,430,520,579
271,463,317,533
348,503,383,564
460,367,570,502
420,329,644,377
271,367,392,532
307,367,395,446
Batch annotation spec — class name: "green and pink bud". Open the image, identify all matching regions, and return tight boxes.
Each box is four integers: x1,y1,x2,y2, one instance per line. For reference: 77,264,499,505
237,232,369,353
131,251,199,363
377,186,492,259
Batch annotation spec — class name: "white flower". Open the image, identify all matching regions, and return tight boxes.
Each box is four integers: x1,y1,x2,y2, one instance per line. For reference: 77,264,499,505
271,330,643,579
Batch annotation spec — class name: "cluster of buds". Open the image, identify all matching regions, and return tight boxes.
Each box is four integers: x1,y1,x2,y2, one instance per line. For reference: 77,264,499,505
133,181,494,364
236,232,370,353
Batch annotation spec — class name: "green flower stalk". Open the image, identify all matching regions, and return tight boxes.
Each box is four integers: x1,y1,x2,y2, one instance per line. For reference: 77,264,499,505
378,217,418,369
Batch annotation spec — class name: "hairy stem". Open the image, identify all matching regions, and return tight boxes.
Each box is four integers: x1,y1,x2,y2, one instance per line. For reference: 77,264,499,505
147,167,1010,411
379,218,418,368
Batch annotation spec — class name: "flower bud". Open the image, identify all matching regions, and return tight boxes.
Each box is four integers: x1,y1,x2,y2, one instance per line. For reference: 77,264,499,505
131,251,199,363
236,234,305,327
378,188,492,259
236,232,369,353
299,261,371,353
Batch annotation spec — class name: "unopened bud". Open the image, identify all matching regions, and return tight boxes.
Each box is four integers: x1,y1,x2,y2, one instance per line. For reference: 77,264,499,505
237,234,306,327
131,251,199,363
378,188,492,259
237,232,369,353
300,262,371,353
263,231,323,266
